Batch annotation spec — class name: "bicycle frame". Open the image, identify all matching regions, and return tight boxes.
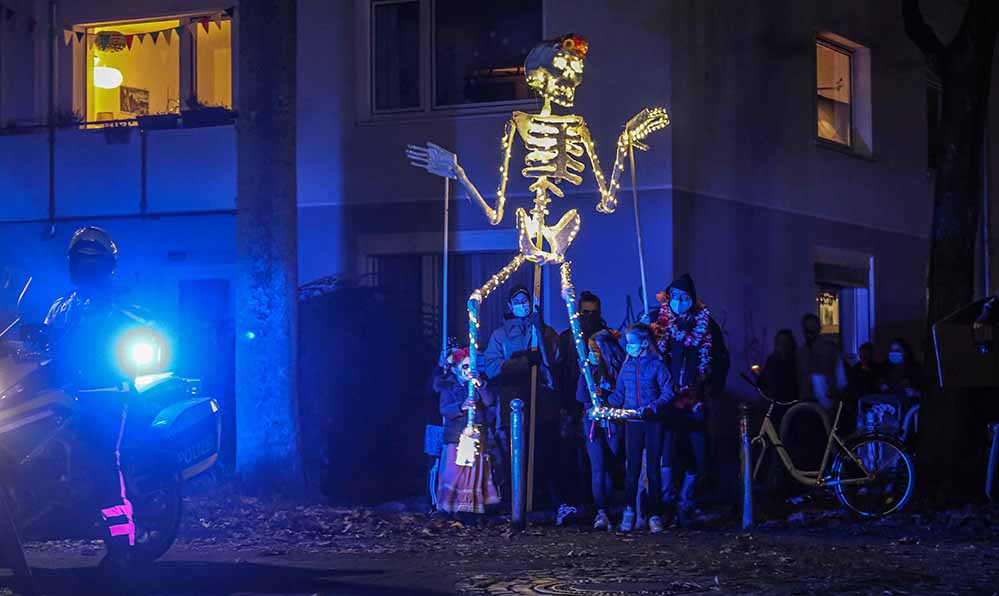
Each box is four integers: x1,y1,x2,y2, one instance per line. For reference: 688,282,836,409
751,400,874,488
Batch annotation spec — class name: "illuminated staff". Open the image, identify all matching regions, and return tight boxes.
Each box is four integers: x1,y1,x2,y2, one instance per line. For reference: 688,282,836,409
407,33,669,506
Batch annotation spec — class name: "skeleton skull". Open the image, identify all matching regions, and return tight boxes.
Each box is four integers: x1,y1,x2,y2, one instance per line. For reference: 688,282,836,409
525,34,587,108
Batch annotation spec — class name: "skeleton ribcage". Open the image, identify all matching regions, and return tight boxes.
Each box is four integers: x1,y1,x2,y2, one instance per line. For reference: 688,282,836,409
518,115,585,187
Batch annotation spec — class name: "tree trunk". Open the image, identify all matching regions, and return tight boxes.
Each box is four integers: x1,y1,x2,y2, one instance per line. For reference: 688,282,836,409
234,0,303,494
904,0,998,501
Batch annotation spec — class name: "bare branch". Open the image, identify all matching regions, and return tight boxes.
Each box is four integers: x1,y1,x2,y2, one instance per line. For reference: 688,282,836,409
902,0,946,59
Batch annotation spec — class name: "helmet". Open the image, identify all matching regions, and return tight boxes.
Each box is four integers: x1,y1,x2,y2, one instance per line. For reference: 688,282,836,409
68,227,117,288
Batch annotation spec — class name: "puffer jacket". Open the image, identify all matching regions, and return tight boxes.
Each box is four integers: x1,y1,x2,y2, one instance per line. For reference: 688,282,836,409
607,352,673,417
482,314,561,425
435,371,497,445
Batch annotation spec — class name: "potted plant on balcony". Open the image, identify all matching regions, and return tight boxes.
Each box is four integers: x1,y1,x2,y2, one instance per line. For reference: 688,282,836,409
137,112,180,130
180,96,235,128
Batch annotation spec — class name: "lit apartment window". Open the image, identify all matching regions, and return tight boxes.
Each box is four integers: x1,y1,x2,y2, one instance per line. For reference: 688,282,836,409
815,34,872,156
195,20,233,109
816,40,851,146
82,15,232,122
369,0,541,115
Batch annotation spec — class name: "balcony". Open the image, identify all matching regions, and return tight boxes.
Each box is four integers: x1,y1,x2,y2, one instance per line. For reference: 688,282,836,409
0,122,236,222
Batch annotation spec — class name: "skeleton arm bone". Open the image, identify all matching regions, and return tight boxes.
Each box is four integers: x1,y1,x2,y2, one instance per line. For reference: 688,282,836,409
405,119,517,226
581,107,670,214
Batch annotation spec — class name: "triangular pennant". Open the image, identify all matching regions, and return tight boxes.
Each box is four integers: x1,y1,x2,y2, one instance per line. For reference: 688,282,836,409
200,17,210,33
137,32,146,44
224,6,235,18
186,22,198,34
76,31,85,44
125,34,134,50
175,25,184,38
63,29,73,45
150,30,159,44
163,29,173,45
213,13,223,30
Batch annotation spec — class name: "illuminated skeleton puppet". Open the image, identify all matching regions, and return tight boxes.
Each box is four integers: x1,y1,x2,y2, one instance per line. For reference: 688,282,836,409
407,34,669,422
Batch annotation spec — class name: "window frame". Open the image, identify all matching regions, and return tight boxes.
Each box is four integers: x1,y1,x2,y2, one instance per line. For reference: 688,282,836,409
812,32,874,160
361,0,541,123
71,11,235,123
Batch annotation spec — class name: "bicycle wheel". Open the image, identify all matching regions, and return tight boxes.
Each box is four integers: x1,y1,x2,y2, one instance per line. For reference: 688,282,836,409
831,436,915,517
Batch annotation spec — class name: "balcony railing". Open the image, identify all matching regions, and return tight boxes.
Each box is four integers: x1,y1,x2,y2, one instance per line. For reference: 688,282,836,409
0,120,236,223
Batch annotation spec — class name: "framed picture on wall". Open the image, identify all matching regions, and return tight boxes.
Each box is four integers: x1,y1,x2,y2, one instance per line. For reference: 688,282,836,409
120,86,150,116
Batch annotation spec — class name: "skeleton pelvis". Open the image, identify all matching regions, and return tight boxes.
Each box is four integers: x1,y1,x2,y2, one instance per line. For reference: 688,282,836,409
516,208,580,264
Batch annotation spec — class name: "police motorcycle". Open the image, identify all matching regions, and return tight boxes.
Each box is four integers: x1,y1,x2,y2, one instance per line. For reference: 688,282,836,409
0,277,221,563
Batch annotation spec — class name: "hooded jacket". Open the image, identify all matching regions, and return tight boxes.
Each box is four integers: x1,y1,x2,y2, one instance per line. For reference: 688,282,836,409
607,351,673,416
481,285,561,424
655,274,729,397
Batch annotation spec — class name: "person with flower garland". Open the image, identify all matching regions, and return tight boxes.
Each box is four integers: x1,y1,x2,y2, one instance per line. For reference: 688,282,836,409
652,273,729,527
435,345,502,514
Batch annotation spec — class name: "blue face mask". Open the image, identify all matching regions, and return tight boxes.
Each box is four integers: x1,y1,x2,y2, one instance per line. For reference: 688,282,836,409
670,298,692,315
626,342,644,357
888,351,904,365
511,303,531,318
587,351,600,365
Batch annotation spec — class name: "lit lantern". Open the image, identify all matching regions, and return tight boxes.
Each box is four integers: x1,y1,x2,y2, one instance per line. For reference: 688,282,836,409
93,66,123,89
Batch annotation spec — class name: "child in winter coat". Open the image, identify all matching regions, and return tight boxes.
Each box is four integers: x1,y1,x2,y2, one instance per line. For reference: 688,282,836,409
608,323,673,533
435,347,501,514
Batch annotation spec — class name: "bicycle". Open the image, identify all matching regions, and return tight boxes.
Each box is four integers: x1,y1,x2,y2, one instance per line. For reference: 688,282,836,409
739,371,915,518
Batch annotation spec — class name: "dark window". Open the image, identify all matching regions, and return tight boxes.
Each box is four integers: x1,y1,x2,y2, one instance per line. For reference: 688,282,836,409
433,0,541,107
372,1,421,112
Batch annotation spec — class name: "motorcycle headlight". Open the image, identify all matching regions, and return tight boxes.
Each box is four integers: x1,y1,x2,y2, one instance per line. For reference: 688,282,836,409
115,326,171,379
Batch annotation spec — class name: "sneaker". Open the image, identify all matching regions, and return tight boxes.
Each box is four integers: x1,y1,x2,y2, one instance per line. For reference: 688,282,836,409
556,504,578,527
649,515,664,534
593,509,612,531
619,508,636,533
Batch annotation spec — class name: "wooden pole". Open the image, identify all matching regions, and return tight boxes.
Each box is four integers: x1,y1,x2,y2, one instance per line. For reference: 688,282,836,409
442,178,450,347
629,140,650,316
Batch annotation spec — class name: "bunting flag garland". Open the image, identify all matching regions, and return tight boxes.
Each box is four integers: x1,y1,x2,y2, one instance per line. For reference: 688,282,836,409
51,6,235,49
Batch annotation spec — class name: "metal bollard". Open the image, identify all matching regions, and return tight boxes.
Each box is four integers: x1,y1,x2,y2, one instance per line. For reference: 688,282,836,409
987,422,999,503
738,403,753,530
510,399,526,529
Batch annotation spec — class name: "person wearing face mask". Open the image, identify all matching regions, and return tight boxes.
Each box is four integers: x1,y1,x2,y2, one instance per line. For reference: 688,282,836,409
435,346,501,514
608,323,672,533
556,290,608,524
796,313,848,411
481,284,564,514
577,329,626,530
882,337,923,403
652,273,728,528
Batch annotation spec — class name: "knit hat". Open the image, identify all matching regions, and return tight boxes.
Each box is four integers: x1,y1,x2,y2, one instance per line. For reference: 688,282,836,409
667,273,697,302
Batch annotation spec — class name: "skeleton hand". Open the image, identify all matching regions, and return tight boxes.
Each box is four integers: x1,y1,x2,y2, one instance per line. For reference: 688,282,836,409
622,107,670,150
406,142,460,179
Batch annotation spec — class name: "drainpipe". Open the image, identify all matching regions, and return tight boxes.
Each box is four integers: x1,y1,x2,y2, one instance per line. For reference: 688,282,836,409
984,114,992,297
46,0,56,235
